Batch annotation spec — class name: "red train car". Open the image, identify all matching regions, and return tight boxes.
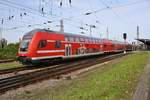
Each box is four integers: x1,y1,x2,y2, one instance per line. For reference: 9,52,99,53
18,29,132,64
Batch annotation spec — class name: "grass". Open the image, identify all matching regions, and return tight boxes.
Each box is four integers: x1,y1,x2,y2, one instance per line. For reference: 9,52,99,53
0,61,23,70
0,43,22,70
0,43,19,60
3,52,150,100
46,52,149,100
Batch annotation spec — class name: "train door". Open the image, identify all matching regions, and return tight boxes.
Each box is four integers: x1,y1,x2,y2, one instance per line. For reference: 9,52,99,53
65,44,72,56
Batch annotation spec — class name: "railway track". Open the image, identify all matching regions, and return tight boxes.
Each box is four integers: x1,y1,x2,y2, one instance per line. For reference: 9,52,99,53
0,65,54,75
0,61,63,75
0,53,129,94
0,59,15,63
0,66,31,75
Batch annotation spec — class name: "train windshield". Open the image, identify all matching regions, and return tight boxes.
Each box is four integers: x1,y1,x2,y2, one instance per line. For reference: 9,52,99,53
20,39,30,52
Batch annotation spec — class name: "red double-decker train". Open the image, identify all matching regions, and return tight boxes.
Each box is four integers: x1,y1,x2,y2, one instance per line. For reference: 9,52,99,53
18,29,132,64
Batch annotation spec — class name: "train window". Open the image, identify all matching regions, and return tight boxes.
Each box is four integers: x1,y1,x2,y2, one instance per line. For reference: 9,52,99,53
38,40,47,48
95,40,97,43
80,38,84,42
70,37,74,42
85,39,88,43
96,40,98,43
55,40,61,48
75,38,79,42
65,37,69,42
89,39,92,43
93,40,95,44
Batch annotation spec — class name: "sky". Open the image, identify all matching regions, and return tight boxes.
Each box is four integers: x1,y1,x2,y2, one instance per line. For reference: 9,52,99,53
0,0,150,43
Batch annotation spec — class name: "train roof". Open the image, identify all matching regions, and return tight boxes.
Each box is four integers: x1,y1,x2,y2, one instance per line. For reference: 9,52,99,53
25,29,53,36
25,29,128,44
25,29,103,40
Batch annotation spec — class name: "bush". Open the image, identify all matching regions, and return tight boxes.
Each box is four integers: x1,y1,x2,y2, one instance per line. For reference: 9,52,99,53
0,43,19,60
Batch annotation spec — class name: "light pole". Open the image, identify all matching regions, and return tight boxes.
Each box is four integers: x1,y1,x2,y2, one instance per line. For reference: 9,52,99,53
0,27,2,40
0,27,2,48
0,19,3,48
106,27,109,39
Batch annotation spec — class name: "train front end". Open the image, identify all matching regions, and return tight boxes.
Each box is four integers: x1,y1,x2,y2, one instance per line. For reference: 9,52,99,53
18,30,35,65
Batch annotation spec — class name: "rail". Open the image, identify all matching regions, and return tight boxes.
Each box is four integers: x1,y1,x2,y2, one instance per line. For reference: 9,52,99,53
0,53,129,94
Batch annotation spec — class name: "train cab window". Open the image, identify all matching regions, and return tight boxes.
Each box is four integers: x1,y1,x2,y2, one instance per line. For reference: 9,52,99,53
70,37,74,42
65,37,69,42
38,40,47,48
55,40,61,48
75,38,79,42
20,39,30,52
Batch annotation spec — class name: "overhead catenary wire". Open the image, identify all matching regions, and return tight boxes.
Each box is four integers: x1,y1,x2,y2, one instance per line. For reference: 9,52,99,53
98,0,125,24
0,0,59,21
0,0,92,29
87,0,101,24
2,0,103,26
0,1,63,31
0,11,50,29
0,0,149,35
58,0,149,26
90,0,149,14
1,0,149,23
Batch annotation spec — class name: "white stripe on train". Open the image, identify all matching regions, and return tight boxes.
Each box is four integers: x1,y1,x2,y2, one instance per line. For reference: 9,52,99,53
37,50,65,53
32,50,125,60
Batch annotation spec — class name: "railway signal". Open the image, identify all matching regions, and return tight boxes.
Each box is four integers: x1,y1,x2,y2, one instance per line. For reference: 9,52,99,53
123,33,127,40
123,33,127,53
